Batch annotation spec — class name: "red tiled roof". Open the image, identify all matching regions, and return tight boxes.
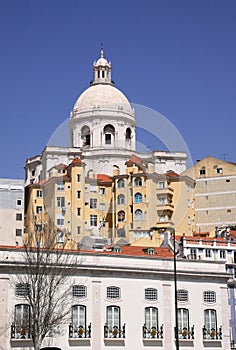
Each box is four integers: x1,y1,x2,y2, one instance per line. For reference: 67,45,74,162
119,245,173,258
96,174,113,183
126,154,147,168
69,157,82,166
166,171,179,177
230,230,236,239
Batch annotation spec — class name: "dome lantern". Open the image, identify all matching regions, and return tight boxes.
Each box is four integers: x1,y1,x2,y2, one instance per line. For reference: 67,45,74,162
91,48,113,86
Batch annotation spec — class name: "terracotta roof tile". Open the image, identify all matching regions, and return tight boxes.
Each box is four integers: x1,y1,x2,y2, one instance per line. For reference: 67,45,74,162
96,174,113,183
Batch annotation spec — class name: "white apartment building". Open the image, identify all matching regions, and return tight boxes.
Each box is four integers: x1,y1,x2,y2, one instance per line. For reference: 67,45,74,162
0,245,231,350
0,178,24,246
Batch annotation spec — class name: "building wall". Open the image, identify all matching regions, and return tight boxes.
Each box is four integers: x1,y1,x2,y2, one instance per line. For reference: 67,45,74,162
0,179,24,246
182,157,236,234
0,248,231,350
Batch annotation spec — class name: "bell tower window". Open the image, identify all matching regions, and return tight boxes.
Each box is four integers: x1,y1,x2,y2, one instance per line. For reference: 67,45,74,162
81,125,91,147
104,124,115,146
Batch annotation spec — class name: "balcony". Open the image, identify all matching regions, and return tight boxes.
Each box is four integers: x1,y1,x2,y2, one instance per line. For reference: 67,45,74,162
202,326,222,340
157,186,174,196
104,323,126,338
11,323,31,339
69,323,91,338
143,324,163,339
176,326,194,339
69,323,91,346
10,323,33,346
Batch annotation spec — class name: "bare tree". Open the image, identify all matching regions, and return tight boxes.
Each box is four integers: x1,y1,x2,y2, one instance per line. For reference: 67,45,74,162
12,218,79,350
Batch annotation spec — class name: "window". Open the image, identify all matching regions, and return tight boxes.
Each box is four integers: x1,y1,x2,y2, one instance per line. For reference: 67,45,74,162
36,206,42,214
135,209,143,221
226,179,230,183
178,308,189,333
117,194,125,205
14,304,30,339
57,197,65,207
76,208,80,216
77,174,81,182
205,249,211,258
16,199,22,206
158,181,165,189
77,226,81,235
81,125,91,147
145,307,158,329
117,179,125,188
159,197,165,205
177,289,188,302
90,184,97,193
16,213,22,221
90,198,97,209
200,169,206,175
107,286,121,299
203,291,216,303
100,203,106,211
57,231,64,244
134,192,142,203
107,306,120,329
159,215,165,223
16,229,22,236
134,177,142,187
31,170,35,176
72,285,87,299
56,217,64,226
36,190,42,197
220,250,226,259
118,210,125,222
57,181,64,191
15,284,30,297
217,168,223,174
145,288,158,301
105,134,111,144
77,191,81,199
71,305,86,337
204,309,217,333
90,215,97,226
100,187,106,195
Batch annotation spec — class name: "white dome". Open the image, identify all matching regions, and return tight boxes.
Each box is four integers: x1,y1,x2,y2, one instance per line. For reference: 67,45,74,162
73,84,134,116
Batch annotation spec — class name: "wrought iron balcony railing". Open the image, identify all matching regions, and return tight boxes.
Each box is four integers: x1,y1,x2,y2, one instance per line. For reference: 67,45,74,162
175,326,194,339
10,323,31,339
202,326,222,340
104,323,126,338
69,323,91,338
143,324,163,339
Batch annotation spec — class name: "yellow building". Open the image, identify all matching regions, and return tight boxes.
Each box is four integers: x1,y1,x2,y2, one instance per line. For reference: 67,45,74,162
25,155,195,247
182,156,236,235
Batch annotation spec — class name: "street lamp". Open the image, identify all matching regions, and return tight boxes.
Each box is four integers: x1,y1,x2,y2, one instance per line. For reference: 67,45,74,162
173,229,179,350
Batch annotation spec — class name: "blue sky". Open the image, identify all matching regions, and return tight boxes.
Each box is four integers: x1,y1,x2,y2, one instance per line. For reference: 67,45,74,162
0,0,235,179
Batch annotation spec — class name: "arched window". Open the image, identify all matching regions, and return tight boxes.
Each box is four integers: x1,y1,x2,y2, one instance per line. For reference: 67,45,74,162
178,308,189,335
204,309,217,336
117,194,125,205
14,304,30,339
71,305,86,337
125,128,131,145
107,305,120,329
104,124,115,145
118,211,125,222
134,192,142,203
135,209,143,221
145,307,158,329
134,177,142,187
81,125,90,146
117,179,125,188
